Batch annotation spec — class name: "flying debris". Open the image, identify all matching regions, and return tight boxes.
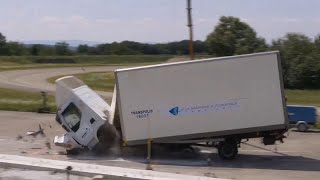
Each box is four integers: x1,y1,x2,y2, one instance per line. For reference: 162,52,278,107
26,124,46,138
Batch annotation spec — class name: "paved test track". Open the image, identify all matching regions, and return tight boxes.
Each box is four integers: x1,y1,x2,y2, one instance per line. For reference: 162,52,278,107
0,66,131,97
0,57,189,96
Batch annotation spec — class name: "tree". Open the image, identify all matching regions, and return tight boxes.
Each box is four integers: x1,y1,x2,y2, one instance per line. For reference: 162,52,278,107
30,44,55,56
0,32,8,55
206,16,267,56
271,33,320,89
77,44,90,54
55,42,71,55
30,44,40,55
6,42,27,55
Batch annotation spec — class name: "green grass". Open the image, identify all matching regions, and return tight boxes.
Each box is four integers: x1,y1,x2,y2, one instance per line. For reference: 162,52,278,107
285,89,320,106
0,55,173,71
0,54,213,65
48,72,115,91
0,88,56,112
0,55,173,64
0,55,217,71
316,122,320,129
76,72,115,91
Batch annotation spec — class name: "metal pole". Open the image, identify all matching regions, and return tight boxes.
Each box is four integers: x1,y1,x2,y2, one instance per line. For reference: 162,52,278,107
187,0,194,60
146,138,153,170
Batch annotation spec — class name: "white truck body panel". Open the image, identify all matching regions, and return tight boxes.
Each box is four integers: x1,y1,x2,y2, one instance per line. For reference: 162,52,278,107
115,51,288,144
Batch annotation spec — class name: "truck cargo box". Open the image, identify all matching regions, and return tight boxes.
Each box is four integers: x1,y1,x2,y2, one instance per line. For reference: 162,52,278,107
115,51,288,145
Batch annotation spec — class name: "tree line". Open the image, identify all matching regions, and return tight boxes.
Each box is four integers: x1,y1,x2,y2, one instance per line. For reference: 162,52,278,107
0,34,208,56
0,16,320,89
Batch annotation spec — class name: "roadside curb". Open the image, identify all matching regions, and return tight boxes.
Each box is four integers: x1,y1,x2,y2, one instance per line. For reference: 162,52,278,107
0,154,225,180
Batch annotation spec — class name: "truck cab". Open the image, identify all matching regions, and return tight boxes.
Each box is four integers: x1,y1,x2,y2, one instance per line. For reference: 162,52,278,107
287,105,318,132
54,76,115,150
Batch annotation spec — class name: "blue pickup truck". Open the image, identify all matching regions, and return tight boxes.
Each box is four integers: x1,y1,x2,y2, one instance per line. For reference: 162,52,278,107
287,105,318,132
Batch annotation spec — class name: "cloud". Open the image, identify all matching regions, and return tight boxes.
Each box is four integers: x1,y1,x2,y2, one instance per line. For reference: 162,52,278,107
239,17,255,23
40,15,89,25
142,17,153,22
271,17,301,23
95,18,119,23
40,16,61,23
3,15,185,42
197,18,210,23
133,17,154,25
311,18,320,23
5,14,320,43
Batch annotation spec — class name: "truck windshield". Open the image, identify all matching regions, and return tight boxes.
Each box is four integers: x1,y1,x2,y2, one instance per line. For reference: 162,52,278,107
62,103,81,132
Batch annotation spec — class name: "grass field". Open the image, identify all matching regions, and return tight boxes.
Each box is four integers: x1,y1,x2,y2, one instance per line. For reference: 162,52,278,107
285,90,320,106
47,72,115,91
0,55,173,64
0,55,173,71
0,88,56,112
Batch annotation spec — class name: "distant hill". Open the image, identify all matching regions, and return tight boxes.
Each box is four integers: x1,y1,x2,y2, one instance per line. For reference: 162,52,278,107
21,40,103,46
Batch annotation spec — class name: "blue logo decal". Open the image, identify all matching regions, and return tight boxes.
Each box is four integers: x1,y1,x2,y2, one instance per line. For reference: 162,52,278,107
169,107,179,116
168,99,245,117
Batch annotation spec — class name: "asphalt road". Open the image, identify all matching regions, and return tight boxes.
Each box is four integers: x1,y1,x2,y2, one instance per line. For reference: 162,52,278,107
0,111,319,180
0,66,130,97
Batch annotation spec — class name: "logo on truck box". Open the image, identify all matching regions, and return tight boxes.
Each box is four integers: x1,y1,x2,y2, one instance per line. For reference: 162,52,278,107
169,107,180,116
169,99,244,116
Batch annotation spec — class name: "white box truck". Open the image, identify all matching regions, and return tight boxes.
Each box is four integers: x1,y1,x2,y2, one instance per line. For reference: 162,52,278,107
54,51,288,159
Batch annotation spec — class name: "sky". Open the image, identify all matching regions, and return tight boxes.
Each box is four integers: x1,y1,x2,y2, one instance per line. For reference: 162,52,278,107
1,0,320,43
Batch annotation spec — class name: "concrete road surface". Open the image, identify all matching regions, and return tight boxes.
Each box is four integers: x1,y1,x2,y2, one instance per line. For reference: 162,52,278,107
0,110,319,180
0,168,91,180
0,66,130,97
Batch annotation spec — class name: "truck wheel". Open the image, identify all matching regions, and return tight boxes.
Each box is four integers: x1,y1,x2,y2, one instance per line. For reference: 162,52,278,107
66,148,81,155
181,146,196,159
94,124,120,154
297,123,308,132
218,140,238,160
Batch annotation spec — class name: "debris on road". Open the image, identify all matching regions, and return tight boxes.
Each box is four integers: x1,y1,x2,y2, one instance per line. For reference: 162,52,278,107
45,140,51,150
91,175,104,180
16,134,23,141
26,124,45,138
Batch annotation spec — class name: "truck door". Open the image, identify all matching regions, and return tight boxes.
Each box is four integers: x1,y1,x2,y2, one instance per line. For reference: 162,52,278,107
61,103,94,146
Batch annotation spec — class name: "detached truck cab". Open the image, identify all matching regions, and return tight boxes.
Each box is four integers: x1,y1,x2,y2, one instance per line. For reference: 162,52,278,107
54,51,288,160
54,77,118,151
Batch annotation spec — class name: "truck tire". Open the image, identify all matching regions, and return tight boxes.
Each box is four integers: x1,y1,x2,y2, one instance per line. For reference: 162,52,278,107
181,146,197,159
218,140,238,160
297,123,308,132
94,124,120,154
66,148,81,155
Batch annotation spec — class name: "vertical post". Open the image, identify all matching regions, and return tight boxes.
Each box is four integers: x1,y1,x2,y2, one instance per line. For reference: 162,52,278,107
146,112,153,170
146,138,153,170
187,0,194,60
66,166,72,180
41,91,48,108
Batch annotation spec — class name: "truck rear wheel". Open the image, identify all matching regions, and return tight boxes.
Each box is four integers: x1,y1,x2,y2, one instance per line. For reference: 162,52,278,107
218,140,238,160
